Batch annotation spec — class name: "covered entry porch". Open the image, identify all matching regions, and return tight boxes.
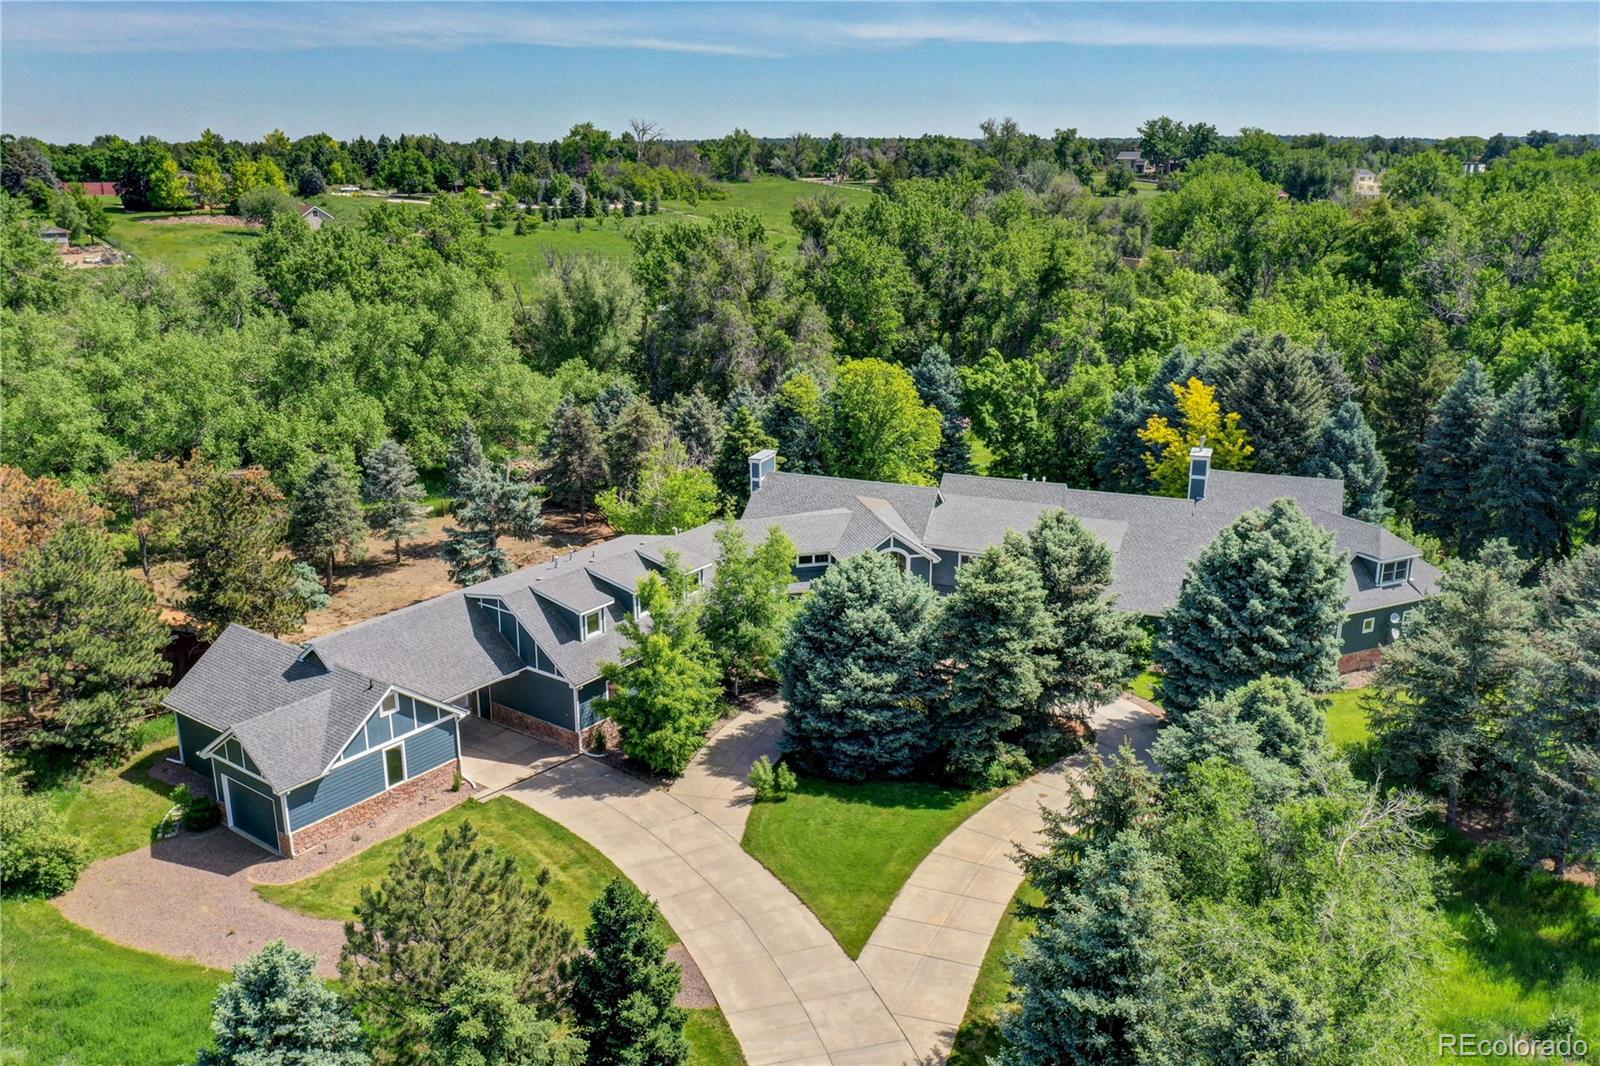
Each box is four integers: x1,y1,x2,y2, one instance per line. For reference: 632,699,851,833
457,716,575,793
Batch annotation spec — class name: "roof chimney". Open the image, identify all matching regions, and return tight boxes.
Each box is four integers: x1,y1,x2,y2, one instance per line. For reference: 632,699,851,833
748,449,777,496
1188,446,1212,502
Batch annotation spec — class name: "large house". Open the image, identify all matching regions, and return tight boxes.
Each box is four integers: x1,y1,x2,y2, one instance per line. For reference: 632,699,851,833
1352,168,1382,198
165,449,1438,855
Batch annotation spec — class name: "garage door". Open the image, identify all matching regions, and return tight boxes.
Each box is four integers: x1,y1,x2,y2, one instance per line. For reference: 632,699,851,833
225,777,279,852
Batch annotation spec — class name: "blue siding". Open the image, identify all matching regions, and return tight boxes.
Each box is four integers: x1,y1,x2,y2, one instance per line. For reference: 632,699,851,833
176,713,219,776
590,573,639,615
217,764,280,835
1341,603,1422,655
578,678,609,728
491,671,575,729
793,563,830,583
405,718,458,776
931,550,959,591
286,749,386,831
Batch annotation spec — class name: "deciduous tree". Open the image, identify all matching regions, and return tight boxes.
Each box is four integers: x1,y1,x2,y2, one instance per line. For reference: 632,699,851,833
822,358,942,485
598,441,719,536
1137,377,1253,496
702,522,795,696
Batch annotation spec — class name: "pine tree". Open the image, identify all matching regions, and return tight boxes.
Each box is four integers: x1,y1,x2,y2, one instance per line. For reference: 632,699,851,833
592,380,639,429
289,459,366,590
702,522,796,696
180,468,305,639
1,522,168,766
1470,359,1570,560
1311,400,1390,522
1156,499,1346,719
445,421,486,502
605,397,671,491
776,552,941,780
912,345,975,475
362,439,428,564
1026,510,1143,733
1367,540,1535,828
543,400,610,515
598,565,722,775
665,387,725,467
999,833,1173,1066
1413,359,1495,551
1214,331,1333,475
197,940,368,1066
341,822,576,1060
1365,322,1457,511
761,372,825,474
572,879,689,1066
428,967,584,1066
102,456,194,581
443,465,544,586
713,406,777,502
935,535,1059,785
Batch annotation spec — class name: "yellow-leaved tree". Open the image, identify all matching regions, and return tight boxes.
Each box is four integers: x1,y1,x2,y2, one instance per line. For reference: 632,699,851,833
1138,377,1253,495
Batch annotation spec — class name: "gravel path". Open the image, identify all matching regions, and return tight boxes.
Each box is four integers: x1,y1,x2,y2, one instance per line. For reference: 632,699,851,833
55,827,348,977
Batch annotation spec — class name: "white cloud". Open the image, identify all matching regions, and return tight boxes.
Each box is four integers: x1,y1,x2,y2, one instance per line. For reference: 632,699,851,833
3,1,1594,57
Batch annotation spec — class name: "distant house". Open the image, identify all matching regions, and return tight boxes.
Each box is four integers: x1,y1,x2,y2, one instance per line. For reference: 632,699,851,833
299,203,335,230
1276,189,1291,202
76,181,119,197
335,184,360,194
39,226,70,246
1114,149,1150,176
1463,159,1488,175
1352,168,1382,198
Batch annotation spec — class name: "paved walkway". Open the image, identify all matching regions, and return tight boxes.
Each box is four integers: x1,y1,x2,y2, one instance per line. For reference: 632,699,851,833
458,716,575,792
857,698,1160,1062
507,699,919,1065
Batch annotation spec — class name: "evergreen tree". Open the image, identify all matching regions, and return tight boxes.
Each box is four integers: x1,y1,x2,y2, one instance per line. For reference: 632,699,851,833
702,522,796,696
1213,331,1333,475
1413,359,1495,551
1310,400,1390,522
180,468,305,639
761,372,825,475
599,564,722,775
713,406,777,502
665,387,725,467
289,458,366,590
605,397,671,491
591,380,638,429
443,465,544,586
776,552,941,780
543,400,609,516
1219,675,1329,773
362,439,428,564
911,345,974,475
1156,499,1346,719
1535,542,1600,625
445,421,487,501
999,833,1173,1066
1026,510,1143,730
341,822,576,1062
935,535,1059,785
1,522,168,766
427,967,584,1066
197,940,368,1066
571,879,689,1066
1470,359,1570,560
102,456,194,581
1368,540,1535,828
1365,322,1457,511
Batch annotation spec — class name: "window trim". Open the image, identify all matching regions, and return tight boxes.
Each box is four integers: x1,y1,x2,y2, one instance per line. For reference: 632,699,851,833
796,552,834,567
382,741,407,790
1361,617,1376,634
581,609,604,641
1376,557,1414,587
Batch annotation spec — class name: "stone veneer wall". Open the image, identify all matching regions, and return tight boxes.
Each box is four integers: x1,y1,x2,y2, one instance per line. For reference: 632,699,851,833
287,760,459,856
581,718,621,753
1338,648,1385,674
490,701,579,749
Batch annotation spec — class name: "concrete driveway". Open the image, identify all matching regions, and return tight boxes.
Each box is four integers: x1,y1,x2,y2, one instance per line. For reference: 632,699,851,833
458,716,575,792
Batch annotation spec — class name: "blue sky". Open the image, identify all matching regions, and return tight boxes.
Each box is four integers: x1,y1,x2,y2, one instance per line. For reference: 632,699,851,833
3,2,1597,142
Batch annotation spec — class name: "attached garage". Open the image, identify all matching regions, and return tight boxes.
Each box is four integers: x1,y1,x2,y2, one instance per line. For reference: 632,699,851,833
220,773,279,852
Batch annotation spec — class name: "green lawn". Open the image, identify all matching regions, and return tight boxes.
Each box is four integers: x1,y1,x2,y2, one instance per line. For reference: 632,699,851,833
1128,668,1162,704
258,796,649,936
742,776,998,957
1323,685,1372,750
97,177,870,292
1,899,223,1066
39,716,183,862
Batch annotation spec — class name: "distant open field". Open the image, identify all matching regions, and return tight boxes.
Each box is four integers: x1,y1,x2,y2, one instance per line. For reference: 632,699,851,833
96,176,873,290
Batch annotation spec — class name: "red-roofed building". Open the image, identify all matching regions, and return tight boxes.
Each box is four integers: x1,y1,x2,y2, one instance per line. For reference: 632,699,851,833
75,181,119,197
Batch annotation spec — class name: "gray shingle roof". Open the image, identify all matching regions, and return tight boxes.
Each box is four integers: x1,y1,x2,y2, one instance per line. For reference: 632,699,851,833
744,473,940,534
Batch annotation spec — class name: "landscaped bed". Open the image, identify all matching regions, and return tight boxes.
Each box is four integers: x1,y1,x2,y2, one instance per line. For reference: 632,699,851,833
742,775,998,957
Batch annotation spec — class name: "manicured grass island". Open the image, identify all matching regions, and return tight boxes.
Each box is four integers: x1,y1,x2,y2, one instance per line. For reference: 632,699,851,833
742,776,998,957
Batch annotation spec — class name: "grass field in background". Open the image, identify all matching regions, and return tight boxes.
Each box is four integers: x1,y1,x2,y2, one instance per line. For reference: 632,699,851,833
742,776,997,957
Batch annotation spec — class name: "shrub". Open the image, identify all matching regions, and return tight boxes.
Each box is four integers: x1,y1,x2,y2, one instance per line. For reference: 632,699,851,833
0,775,89,897
748,756,797,802
173,783,222,831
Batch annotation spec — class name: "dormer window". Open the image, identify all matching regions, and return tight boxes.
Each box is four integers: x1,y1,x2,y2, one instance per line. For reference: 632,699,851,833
581,609,604,640
1377,558,1413,586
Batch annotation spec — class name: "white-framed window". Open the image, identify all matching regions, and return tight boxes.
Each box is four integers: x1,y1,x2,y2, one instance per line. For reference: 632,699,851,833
1402,609,1415,625
797,553,833,567
956,552,976,568
1361,617,1376,634
378,691,397,716
1377,558,1412,586
581,609,604,640
383,743,406,789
